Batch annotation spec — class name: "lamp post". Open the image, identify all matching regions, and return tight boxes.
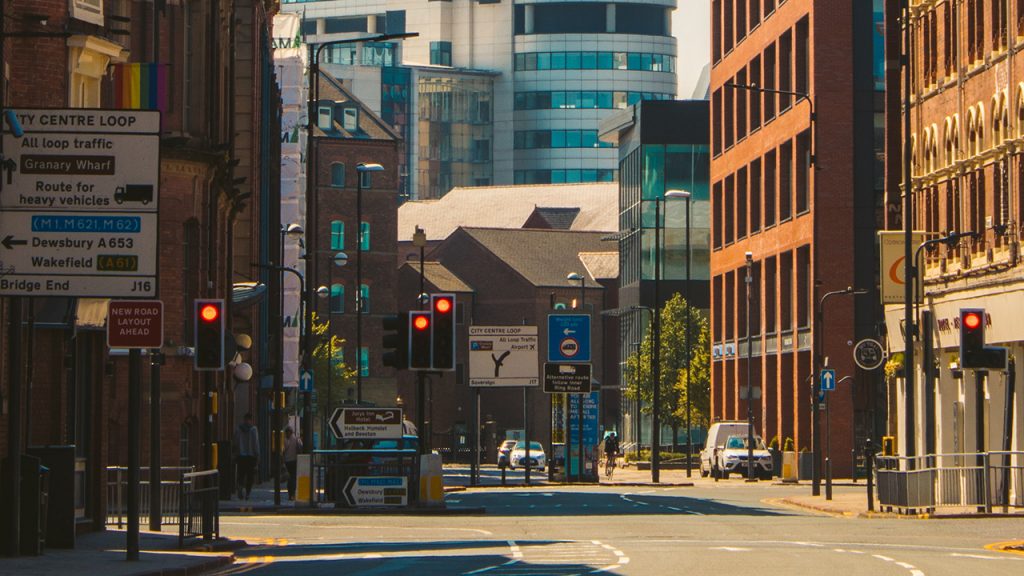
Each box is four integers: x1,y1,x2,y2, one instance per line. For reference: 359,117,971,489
355,162,384,404
305,33,417,411
280,223,309,456
316,251,348,445
629,303,654,463
815,286,867,497
828,375,854,500
568,272,586,482
744,252,756,482
666,189,693,476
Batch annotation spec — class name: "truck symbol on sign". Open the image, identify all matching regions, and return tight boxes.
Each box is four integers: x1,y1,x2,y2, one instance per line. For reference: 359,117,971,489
114,184,154,205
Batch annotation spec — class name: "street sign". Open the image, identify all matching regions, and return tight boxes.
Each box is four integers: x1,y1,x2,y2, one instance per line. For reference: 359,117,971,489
548,314,591,362
343,476,408,507
567,391,600,480
468,326,539,387
299,369,314,393
0,109,160,297
106,300,163,349
543,363,592,394
820,368,836,391
853,338,885,371
329,407,403,440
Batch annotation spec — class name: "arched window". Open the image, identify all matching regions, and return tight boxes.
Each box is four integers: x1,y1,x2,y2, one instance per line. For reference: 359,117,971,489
330,162,346,187
944,117,954,167
1017,84,1024,137
330,283,345,314
975,103,986,154
330,220,344,250
967,107,977,156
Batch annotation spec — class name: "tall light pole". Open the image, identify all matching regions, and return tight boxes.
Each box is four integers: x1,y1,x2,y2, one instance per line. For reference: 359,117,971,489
316,251,348,445
815,286,867,496
280,223,309,454
744,252,756,482
355,162,384,404
666,189,693,476
629,304,654,463
305,33,416,411
568,272,586,482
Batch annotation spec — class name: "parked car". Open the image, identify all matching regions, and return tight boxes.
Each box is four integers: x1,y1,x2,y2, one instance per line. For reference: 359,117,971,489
713,434,773,480
699,421,749,477
497,440,516,468
509,441,546,471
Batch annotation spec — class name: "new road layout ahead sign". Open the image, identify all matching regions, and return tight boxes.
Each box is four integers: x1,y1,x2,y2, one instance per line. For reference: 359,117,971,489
548,314,591,362
468,326,539,387
0,109,160,298
106,300,163,349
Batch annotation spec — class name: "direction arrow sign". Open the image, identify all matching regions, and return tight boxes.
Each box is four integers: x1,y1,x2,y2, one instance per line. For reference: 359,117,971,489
343,476,407,507
468,326,539,387
329,407,403,439
548,314,590,362
299,369,314,393
820,368,836,391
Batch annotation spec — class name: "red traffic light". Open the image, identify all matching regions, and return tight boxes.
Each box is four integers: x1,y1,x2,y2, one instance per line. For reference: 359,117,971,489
199,304,220,323
963,312,981,330
413,314,430,331
434,297,452,314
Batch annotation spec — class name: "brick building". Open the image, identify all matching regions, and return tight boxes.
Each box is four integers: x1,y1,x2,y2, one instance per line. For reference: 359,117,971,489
0,0,279,550
884,0,1024,460
709,0,884,475
309,71,401,426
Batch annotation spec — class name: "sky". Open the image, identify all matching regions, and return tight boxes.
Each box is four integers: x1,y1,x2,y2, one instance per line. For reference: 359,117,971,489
672,0,711,99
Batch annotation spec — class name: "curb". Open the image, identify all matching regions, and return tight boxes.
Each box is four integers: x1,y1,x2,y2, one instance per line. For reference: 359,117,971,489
133,554,234,576
185,537,249,553
222,505,486,515
985,540,1024,556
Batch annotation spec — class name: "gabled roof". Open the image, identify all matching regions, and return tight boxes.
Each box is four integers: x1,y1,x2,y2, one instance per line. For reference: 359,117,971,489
525,207,581,230
314,71,400,141
457,227,612,288
579,252,619,281
401,261,474,293
398,183,617,242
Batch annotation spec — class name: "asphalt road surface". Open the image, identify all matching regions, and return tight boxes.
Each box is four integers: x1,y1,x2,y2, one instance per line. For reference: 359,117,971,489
210,479,1024,576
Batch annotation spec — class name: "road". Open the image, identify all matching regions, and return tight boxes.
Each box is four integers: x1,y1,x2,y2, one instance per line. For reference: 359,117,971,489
210,477,1024,576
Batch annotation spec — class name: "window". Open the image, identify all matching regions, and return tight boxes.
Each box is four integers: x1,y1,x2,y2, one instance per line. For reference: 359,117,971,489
713,0,722,62
764,149,777,227
780,251,793,331
535,3,607,34
795,17,809,94
737,167,748,239
318,105,333,131
763,45,777,122
330,284,345,314
797,245,811,329
617,5,669,35
750,55,762,130
359,170,373,189
779,30,793,110
330,163,345,187
359,284,370,313
330,220,345,250
430,41,452,66
779,140,793,220
360,222,370,252
796,130,810,213
713,181,723,249
359,347,369,377
342,107,358,131
724,174,735,244
750,159,762,233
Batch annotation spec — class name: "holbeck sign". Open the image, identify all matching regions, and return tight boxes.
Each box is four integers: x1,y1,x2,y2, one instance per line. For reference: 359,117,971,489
107,300,163,349
329,407,403,440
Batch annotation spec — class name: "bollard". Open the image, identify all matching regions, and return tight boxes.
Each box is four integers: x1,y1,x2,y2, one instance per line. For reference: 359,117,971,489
825,457,832,500
864,438,874,512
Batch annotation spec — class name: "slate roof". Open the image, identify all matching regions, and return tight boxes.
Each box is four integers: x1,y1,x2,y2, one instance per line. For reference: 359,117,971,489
458,227,612,288
314,72,399,141
526,207,581,230
579,252,619,281
398,183,617,242
402,261,474,293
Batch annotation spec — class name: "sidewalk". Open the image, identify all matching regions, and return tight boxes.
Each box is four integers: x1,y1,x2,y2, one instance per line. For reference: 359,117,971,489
221,480,484,514
0,530,239,576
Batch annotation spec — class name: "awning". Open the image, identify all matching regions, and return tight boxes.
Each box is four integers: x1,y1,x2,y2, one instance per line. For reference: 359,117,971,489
76,298,110,330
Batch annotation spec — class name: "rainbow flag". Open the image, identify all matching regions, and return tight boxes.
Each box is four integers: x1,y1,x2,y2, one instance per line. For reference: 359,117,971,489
112,63,167,112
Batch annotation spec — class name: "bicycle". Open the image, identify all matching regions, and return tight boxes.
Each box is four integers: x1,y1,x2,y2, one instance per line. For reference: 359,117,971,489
604,452,618,479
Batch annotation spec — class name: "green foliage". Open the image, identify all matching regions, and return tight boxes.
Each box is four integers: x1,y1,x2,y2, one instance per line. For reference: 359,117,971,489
623,450,694,463
623,293,711,432
309,311,356,411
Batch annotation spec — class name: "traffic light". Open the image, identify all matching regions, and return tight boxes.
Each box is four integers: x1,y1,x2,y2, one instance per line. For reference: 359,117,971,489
959,308,985,368
409,311,432,370
194,299,225,370
431,294,456,371
382,313,408,369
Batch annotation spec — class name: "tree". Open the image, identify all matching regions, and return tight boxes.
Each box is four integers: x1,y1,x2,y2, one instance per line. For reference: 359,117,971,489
309,311,356,443
623,293,710,455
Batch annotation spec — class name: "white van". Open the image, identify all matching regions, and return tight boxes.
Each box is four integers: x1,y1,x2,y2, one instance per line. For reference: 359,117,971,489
699,421,749,477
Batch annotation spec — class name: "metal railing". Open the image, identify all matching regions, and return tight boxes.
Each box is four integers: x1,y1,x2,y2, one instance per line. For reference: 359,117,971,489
311,449,419,506
106,466,194,527
876,452,1024,514
179,469,219,547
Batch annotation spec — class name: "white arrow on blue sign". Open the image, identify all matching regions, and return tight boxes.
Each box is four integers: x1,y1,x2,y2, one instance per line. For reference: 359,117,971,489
299,369,314,392
820,368,836,391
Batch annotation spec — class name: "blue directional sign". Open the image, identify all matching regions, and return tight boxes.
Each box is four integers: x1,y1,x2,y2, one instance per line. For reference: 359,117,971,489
299,369,314,393
548,314,591,362
820,368,836,391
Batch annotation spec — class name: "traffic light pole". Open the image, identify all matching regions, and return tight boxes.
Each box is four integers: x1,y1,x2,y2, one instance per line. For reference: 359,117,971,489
127,349,141,561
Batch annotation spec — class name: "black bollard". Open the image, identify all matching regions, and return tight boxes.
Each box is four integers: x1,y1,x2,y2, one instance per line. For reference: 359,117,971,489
864,438,874,512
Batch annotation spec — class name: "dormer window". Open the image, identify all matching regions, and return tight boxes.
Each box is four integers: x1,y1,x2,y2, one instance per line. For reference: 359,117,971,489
318,105,333,130
342,107,359,131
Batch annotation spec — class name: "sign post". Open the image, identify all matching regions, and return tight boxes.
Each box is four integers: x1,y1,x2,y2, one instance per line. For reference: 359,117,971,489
329,407,403,440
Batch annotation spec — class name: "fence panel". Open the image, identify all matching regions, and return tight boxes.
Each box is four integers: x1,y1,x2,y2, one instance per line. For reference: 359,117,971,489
178,469,219,547
105,466,194,528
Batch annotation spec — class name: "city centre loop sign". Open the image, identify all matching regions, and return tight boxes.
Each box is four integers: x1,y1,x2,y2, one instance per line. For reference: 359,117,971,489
0,109,160,297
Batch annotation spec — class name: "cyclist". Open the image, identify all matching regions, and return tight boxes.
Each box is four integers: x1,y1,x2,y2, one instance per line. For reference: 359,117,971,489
604,432,620,478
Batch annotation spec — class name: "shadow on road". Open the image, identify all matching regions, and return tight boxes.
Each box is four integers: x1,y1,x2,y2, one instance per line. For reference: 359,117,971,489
234,539,557,558
451,490,794,517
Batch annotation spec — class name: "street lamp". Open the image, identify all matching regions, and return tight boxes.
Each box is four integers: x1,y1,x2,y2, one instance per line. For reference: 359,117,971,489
304,33,416,411
629,303,654,463
281,223,310,455
744,252,756,482
568,271,586,482
666,189,693,477
827,375,854,500
316,251,348,445
650,190,690,483
355,162,384,404
815,285,867,497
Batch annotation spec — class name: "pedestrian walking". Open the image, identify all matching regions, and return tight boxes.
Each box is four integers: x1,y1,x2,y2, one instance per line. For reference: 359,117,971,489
284,426,302,500
234,413,260,500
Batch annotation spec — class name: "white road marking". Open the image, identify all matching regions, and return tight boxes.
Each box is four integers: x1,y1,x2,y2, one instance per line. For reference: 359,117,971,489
873,555,895,562
950,553,1013,561
711,547,752,552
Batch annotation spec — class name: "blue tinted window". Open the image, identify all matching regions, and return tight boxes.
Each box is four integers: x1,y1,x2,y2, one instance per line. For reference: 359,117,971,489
551,52,566,69
582,52,597,69
566,52,581,69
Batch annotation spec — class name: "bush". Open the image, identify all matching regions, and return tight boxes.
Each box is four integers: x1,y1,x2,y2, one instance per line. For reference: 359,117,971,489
623,449,694,463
